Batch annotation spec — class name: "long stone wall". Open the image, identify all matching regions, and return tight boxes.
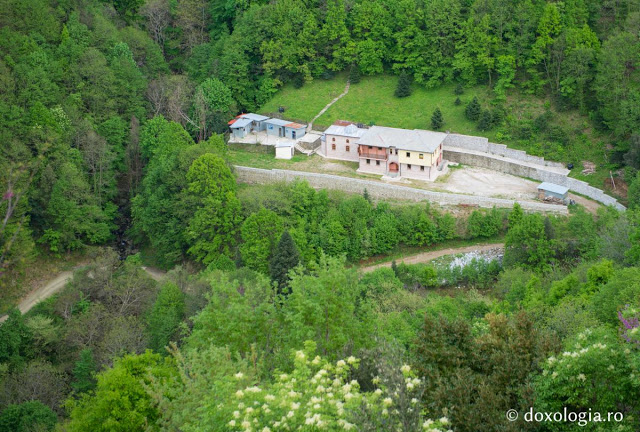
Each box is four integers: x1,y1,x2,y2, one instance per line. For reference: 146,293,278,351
443,134,625,211
234,166,568,214
443,134,566,169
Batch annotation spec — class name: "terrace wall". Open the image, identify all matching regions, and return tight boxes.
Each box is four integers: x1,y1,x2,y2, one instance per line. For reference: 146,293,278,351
443,134,625,211
234,166,568,214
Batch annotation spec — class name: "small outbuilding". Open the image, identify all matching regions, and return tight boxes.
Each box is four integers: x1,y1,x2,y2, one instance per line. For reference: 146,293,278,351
284,122,307,140
537,182,569,201
241,113,270,132
275,141,295,159
265,118,291,137
265,119,307,139
229,117,253,139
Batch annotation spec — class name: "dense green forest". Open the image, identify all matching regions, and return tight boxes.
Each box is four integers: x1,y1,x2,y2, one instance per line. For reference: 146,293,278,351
2,0,640,430
2,0,640,282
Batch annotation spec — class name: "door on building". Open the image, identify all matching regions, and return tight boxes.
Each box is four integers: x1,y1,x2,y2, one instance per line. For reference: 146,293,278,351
292,130,296,139
388,162,399,177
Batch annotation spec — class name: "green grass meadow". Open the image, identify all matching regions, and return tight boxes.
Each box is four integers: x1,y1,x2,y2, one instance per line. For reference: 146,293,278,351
260,73,349,122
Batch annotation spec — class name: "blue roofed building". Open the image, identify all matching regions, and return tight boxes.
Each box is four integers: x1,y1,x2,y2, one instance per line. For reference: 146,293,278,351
537,182,569,201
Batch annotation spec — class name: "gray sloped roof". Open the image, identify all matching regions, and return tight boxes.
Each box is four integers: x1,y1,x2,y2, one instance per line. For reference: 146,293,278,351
357,126,447,153
538,182,569,195
324,124,367,138
230,117,252,128
241,113,270,121
265,118,291,127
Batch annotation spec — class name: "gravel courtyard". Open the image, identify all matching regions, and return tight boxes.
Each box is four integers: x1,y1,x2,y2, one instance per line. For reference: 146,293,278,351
402,165,539,200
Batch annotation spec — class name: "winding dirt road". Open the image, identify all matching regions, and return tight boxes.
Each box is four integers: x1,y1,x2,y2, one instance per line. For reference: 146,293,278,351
0,266,166,323
359,243,505,273
1,243,502,323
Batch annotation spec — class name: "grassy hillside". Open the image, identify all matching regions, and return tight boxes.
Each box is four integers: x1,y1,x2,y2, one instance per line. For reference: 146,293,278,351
260,74,349,122
259,74,620,198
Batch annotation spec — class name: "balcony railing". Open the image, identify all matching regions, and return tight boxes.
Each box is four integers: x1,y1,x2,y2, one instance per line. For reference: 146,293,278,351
359,152,388,160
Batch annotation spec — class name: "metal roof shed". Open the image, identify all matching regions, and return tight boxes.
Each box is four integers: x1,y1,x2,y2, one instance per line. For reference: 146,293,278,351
229,117,252,129
537,182,569,200
241,113,270,122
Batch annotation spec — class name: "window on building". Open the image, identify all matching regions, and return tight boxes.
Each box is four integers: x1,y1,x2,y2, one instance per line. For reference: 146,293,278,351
420,166,425,171
376,160,380,166
378,147,382,150
407,164,412,170
366,159,371,164
419,154,424,159
406,152,411,157
395,149,398,155
346,145,350,152
332,137,336,141
346,139,350,143
369,146,372,149
332,144,336,150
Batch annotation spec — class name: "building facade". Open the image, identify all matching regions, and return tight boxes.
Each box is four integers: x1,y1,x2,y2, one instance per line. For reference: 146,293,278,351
229,113,271,138
265,119,307,139
321,121,367,162
356,126,447,181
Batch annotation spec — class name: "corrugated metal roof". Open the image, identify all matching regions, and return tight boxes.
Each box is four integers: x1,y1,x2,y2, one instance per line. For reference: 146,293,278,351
229,117,252,128
357,126,446,153
265,118,291,127
285,122,306,129
241,113,270,121
324,124,367,138
538,182,569,195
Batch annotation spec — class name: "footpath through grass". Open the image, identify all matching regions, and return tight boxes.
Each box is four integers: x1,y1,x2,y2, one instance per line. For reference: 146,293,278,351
260,73,349,125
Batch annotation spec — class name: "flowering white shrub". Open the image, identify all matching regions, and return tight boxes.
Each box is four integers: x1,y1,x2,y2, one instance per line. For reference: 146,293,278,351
226,341,448,431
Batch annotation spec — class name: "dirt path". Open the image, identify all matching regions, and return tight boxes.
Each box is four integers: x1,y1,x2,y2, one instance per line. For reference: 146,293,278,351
308,81,350,130
359,243,505,273
0,266,167,323
141,266,167,282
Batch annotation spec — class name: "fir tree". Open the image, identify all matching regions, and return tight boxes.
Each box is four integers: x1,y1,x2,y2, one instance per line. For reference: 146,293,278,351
363,188,371,203
391,260,398,275
454,83,464,95
465,96,481,121
395,72,412,98
431,108,444,130
478,109,493,131
72,349,97,393
349,64,361,84
269,231,301,293
454,97,461,106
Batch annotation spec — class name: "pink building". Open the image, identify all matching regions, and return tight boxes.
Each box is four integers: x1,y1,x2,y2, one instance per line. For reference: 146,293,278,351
321,121,367,162
321,121,448,181
356,126,447,181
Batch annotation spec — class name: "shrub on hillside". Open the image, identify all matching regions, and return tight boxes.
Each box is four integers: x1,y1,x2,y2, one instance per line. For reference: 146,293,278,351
395,72,412,98
349,64,361,84
465,96,481,121
431,107,444,130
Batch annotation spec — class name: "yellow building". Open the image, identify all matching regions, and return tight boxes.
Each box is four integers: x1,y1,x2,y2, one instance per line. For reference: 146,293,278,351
356,126,447,180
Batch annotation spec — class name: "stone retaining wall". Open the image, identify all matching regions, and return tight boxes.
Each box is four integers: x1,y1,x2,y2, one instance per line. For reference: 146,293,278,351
443,134,566,169
234,166,568,214
444,149,625,211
